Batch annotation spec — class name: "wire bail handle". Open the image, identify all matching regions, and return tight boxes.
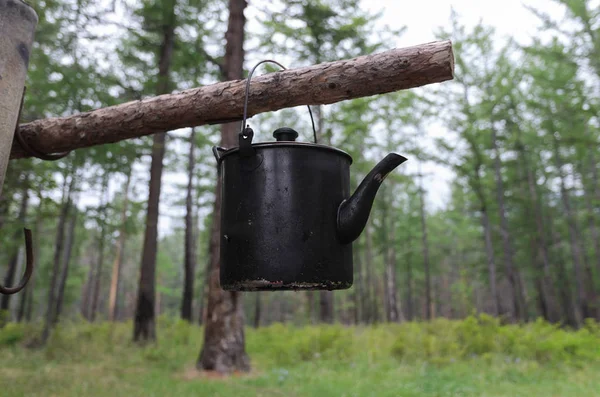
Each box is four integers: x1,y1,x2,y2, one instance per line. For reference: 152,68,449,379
240,59,318,145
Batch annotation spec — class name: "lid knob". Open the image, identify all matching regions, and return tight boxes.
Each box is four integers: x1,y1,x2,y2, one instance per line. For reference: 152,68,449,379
273,127,299,142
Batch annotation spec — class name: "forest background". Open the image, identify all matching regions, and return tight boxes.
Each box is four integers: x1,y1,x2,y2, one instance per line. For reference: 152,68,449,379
1,0,600,396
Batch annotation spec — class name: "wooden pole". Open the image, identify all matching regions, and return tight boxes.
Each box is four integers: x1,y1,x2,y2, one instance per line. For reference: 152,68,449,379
11,40,454,160
0,0,38,190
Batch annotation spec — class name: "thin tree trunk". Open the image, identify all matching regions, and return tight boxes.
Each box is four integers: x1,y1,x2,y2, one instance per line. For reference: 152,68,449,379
197,0,250,374
490,126,527,322
253,293,261,328
81,260,94,320
134,1,177,342
519,142,560,323
90,173,109,322
197,259,209,326
0,193,11,231
382,186,401,323
550,219,582,327
1,177,29,318
108,170,132,322
580,150,600,288
466,135,500,317
319,291,334,324
181,129,196,322
404,232,414,321
41,173,73,343
553,136,593,319
480,208,500,315
306,291,315,324
385,224,401,322
364,220,378,323
197,214,212,327
418,170,433,320
54,209,77,322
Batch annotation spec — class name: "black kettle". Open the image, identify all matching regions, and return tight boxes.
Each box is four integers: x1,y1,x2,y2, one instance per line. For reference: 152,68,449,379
212,60,408,291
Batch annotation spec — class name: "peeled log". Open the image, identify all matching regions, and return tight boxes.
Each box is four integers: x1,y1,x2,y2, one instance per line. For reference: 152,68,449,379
10,40,454,160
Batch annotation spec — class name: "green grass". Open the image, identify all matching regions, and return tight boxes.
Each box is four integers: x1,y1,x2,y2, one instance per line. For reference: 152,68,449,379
1,315,600,396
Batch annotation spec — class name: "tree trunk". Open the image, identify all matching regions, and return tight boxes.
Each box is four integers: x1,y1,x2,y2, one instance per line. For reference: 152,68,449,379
549,214,582,327
553,136,595,319
385,224,401,322
54,209,77,322
490,126,527,322
382,186,401,323
108,170,132,322
90,173,109,322
1,177,29,317
181,129,197,322
519,142,560,323
133,0,177,342
41,173,73,343
319,291,334,323
81,259,94,320
0,193,10,232
253,293,261,328
364,220,378,323
197,260,209,326
306,291,315,324
404,232,414,321
580,151,600,288
418,170,433,320
197,0,250,374
11,40,455,160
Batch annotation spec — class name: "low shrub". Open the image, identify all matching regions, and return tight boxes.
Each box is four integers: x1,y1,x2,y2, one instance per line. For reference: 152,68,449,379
1,314,598,369
0,322,26,347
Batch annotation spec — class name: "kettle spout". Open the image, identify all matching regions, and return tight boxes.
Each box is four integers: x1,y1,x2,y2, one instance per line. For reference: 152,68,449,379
337,153,408,244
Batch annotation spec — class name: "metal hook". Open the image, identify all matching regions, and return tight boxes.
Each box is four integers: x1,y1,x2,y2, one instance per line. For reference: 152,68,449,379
0,229,34,295
242,60,318,144
13,87,70,161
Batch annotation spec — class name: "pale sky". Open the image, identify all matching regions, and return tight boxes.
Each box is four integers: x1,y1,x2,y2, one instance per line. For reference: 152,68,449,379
363,0,566,48
352,0,566,210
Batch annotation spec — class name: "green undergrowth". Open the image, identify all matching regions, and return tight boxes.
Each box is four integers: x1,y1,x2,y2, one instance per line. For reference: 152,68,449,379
1,315,599,396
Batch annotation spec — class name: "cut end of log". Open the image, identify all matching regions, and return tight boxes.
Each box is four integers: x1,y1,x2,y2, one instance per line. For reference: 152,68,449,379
447,40,456,79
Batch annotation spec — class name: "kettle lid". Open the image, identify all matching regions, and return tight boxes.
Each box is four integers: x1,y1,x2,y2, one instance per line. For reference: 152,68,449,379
273,127,299,142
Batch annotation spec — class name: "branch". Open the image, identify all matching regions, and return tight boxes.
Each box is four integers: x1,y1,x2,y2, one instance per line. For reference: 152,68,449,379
11,40,454,160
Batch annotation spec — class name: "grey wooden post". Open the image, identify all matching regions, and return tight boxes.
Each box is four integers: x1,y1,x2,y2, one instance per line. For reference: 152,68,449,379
0,0,38,196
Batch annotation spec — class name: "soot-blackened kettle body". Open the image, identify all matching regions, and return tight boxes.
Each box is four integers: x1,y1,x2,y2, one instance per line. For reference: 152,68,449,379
213,127,407,291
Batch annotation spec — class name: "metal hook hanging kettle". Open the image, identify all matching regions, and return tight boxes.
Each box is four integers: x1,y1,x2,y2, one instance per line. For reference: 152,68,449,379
212,60,408,291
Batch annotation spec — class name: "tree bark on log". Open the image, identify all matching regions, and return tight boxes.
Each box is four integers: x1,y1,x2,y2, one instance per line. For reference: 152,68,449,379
11,40,454,160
